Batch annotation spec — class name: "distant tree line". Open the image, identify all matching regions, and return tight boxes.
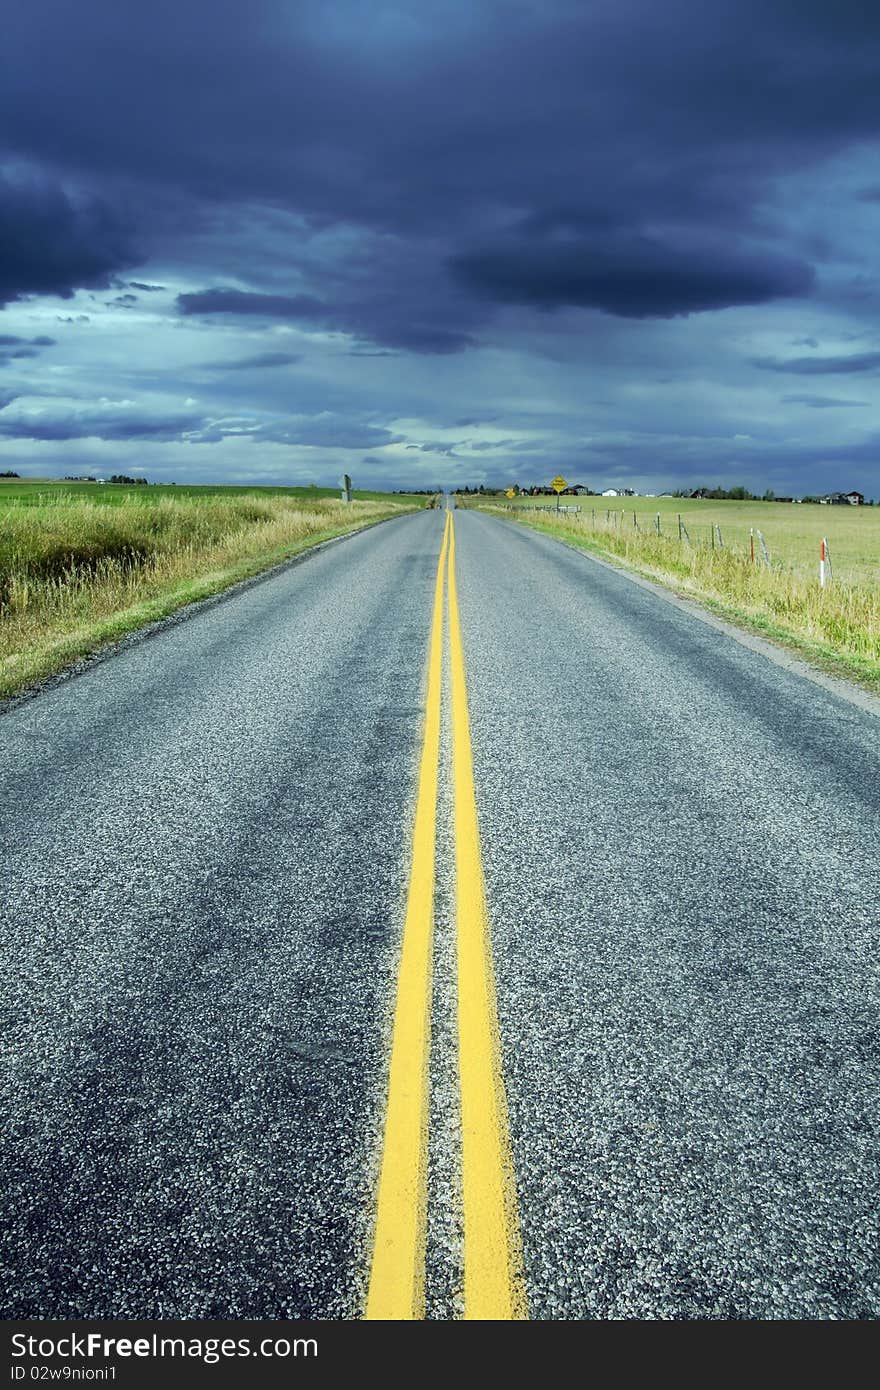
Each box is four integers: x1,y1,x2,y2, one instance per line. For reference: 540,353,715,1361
0,470,20,478
675,485,766,500
404,479,877,504
63,474,150,485
453,483,597,496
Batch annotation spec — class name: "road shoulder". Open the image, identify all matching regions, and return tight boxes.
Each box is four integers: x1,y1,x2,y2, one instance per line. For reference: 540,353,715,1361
489,511,880,721
0,512,413,718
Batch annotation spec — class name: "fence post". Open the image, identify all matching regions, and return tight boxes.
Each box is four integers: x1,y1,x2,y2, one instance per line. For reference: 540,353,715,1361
750,527,755,564
655,512,661,536
757,530,771,567
677,514,682,542
716,524,723,549
820,537,832,586
710,523,715,551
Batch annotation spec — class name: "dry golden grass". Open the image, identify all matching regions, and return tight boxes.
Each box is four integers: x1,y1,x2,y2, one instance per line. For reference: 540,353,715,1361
478,503,880,689
505,494,880,586
0,492,412,697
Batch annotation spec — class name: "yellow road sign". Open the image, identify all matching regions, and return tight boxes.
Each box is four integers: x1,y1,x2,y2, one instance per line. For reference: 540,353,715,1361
505,488,515,499
551,475,568,493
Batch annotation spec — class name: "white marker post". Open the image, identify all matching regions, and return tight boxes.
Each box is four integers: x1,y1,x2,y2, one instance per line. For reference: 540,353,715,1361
820,536,831,587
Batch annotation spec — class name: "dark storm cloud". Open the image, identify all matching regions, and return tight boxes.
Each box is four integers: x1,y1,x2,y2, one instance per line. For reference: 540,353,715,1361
0,167,140,307
129,281,166,292
452,236,814,318
5,1,880,222
178,287,474,354
781,394,871,408
468,440,520,452
424,443,460,456
753,351,880,374
0,400,203,441
0,394,400,450
178,289,328,320
375,327,474,354
167,408,402,449
1,1,880,488
0,334,56,366
241,419,402,450
335,322,472,354
406,441,461,456
6,1,871,350
199,350,301,371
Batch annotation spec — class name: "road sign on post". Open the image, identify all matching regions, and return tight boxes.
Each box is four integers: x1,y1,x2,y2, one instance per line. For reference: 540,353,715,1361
551,475,567,512
340,473,353,503
505,488,515,500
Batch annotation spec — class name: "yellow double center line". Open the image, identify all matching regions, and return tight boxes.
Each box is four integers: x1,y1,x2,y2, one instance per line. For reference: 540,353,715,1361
365,510,527,1321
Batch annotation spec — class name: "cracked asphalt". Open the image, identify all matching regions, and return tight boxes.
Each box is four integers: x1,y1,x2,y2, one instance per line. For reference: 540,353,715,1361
2,505,878,1319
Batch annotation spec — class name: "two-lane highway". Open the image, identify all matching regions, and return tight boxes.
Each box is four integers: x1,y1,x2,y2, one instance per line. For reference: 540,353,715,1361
2,505,879,1319
0,515,442,1318
458,509,880,1319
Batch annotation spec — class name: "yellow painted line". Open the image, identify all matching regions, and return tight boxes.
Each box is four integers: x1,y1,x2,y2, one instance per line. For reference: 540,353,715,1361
365,509,451,1320
447,511,528,1321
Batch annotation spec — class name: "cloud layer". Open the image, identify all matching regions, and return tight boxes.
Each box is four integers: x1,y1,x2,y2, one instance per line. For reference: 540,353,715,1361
0,2,879,493
0,168,140,307
453,237,814,319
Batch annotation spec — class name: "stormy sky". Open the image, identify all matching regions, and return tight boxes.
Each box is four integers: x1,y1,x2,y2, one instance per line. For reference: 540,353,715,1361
2,0,880,495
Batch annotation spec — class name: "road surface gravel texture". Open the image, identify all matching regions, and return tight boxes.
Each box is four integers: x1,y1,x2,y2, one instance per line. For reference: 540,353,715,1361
1,507,878,1319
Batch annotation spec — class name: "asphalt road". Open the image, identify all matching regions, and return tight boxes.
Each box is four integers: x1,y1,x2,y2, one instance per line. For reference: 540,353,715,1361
2,506,879,1319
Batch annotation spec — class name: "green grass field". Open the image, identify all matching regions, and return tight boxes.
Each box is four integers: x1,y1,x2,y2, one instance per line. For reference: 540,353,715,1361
0,480,421,698
0,478,406,507
469,495,880,692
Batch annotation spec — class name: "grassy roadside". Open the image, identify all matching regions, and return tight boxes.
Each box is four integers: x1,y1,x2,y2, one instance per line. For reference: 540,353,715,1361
472,503,880,695
0,479,413,506
0,493,420,700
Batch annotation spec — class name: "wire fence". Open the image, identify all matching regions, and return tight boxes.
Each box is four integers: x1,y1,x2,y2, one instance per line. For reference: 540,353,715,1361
501,504,847,587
